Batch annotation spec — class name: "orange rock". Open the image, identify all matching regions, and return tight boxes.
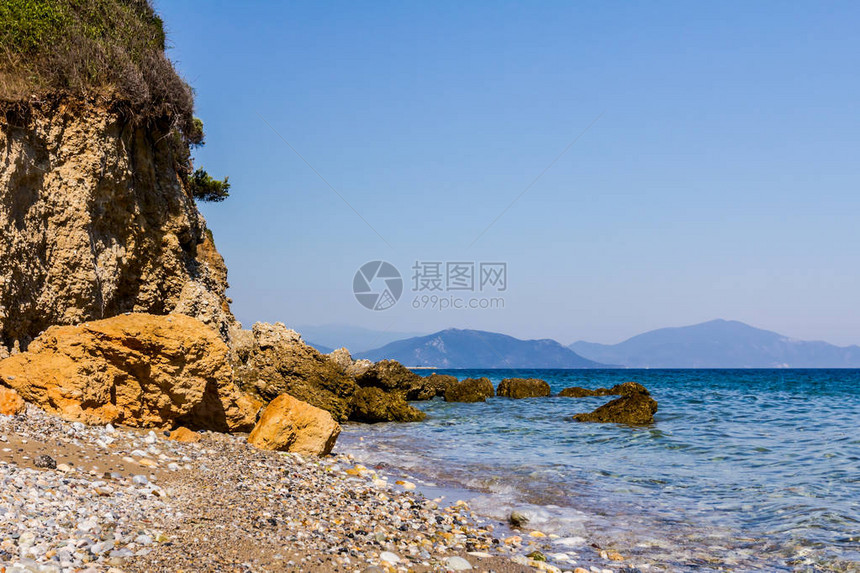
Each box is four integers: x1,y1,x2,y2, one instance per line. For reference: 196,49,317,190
0,387,25,416
248,393,341,456
607,551,624,561
168,427,201,443
0,314,260,431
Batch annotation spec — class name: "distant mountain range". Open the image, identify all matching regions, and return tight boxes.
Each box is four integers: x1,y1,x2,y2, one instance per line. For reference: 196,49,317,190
294,324,426,354
570,319,860,368
357,328,605,368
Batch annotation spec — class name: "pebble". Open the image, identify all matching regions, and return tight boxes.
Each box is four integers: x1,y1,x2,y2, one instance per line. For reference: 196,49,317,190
445,555,473,570
379,551,400,564
509,509,530,528
33,454,57,469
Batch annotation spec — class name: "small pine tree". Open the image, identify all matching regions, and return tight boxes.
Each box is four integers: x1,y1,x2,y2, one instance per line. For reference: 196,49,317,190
188,168,230,203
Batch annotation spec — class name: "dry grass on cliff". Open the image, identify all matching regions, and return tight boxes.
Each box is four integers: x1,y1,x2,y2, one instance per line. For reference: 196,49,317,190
0,0,194,133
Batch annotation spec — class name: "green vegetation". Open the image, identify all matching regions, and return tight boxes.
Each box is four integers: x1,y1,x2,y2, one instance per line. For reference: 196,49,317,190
188,168,231,203
0,0,231,203
0,0,192,133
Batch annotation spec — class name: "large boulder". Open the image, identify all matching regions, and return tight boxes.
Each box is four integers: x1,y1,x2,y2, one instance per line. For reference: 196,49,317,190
571,393,658,425
248,394,341,456
497,378,551,399
444,377,495,403
230,323,357,422
0,314,260,431
350,387,426,423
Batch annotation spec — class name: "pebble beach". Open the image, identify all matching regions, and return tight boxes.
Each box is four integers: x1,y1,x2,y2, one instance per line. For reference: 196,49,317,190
0,407,637,573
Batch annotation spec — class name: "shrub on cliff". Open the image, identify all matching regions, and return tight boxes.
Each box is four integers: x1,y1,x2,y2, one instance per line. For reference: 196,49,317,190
0,0,193,134
188,168,231,203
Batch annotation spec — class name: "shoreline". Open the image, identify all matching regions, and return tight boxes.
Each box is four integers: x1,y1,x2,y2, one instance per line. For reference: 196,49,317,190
337,426,639,573
1,408,587,573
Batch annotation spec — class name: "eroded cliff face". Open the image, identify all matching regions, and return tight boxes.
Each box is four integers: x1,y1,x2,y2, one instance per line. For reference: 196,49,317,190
0,99,234,356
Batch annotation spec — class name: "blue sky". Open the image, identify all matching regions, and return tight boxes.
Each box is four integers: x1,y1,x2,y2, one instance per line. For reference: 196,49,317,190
156,1,860,346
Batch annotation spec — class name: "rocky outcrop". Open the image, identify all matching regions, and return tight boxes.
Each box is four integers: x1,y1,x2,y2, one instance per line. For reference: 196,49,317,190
444,378,495,403
0,100,235,354
231,323,357,422
0,387,25,416
497,378,551,399
248,393,341,456
559,381,649,398
232,324,429,424
356,360,430,400
325,347,373,378
571,383,657,424
350,387,426,423
0,313,260,430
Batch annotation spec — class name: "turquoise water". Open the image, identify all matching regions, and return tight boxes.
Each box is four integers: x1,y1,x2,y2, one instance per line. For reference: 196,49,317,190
337,369,860,572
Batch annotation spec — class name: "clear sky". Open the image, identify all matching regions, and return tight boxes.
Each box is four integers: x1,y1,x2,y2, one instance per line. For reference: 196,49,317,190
155,1,860,346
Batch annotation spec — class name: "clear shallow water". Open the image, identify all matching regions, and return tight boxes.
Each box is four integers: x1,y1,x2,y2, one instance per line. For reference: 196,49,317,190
337,369,860,572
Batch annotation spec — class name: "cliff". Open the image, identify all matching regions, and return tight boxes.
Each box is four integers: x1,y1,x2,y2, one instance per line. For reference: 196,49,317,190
0,98,234,356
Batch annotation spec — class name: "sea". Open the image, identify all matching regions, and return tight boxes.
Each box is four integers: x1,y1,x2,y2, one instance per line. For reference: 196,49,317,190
336,369,860,572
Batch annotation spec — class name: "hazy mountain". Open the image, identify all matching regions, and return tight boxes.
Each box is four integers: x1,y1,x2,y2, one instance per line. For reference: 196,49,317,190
293,324,426,354
305,342,334,354
358,328,606,368
570,319,860,368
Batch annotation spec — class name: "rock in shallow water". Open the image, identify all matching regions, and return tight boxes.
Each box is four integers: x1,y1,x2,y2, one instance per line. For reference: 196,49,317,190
444,378,494,403
559,381,650,398
572,392,658,425
349,386,425,423
356,360,427,400
508,510,530,528
497,378,551,399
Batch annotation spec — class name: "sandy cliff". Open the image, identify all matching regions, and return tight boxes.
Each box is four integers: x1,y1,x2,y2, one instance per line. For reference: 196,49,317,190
0,99,234,356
